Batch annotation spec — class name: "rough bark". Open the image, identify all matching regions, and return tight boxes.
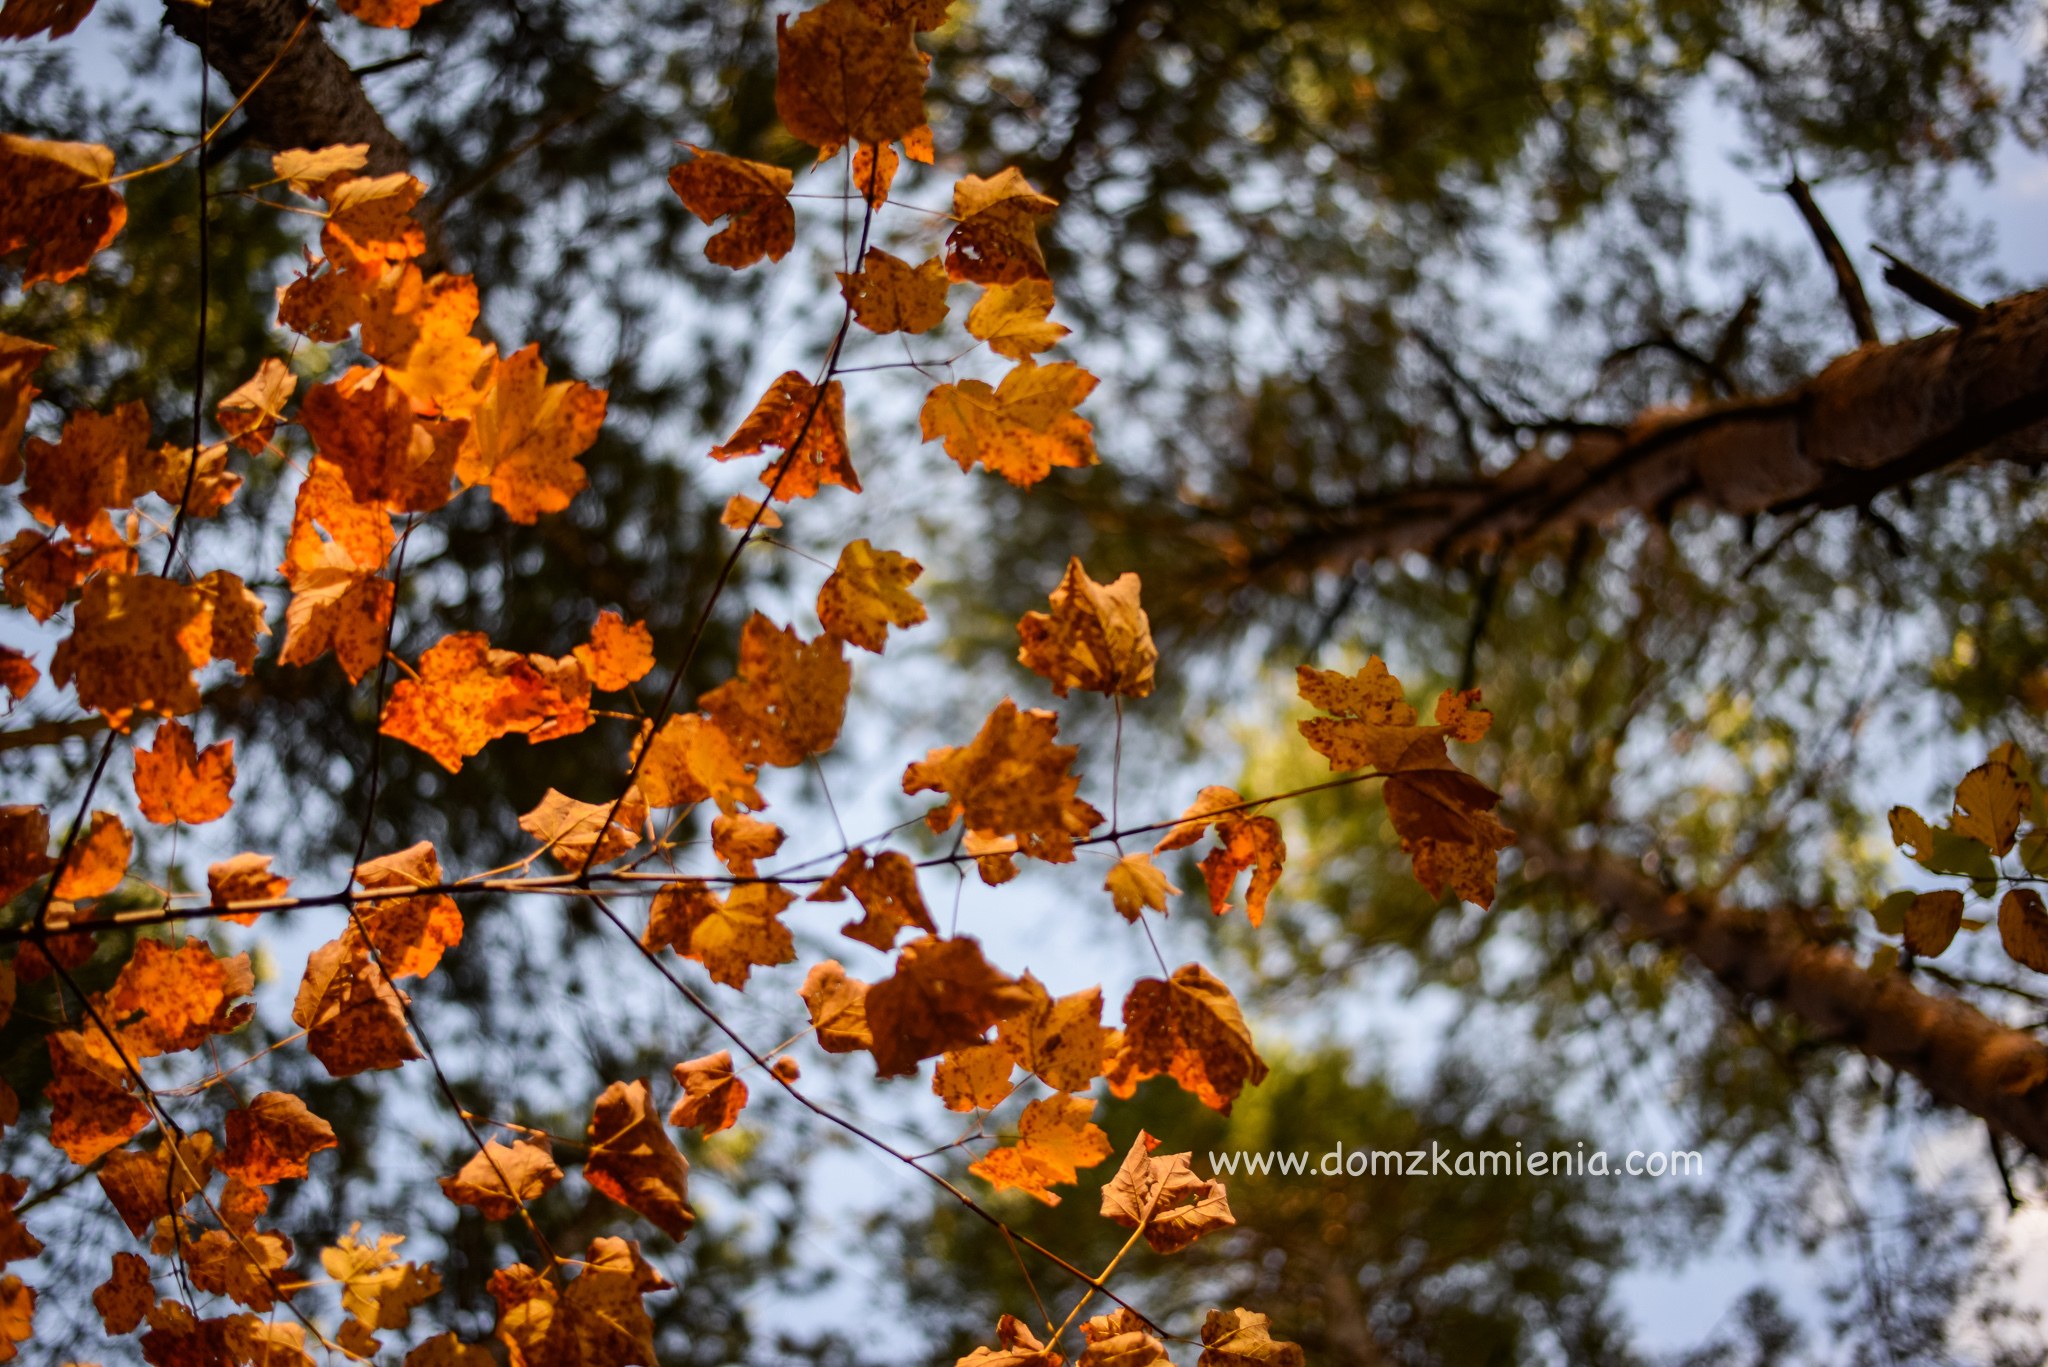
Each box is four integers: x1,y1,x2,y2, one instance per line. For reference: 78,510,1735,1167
161,0,411,175
1249,287,2048,578
1545,836,2048,1159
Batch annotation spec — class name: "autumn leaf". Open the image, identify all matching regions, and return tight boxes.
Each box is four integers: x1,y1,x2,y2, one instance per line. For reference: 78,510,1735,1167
934,1042,1016,1111
574,609,656,691
643,879,796,989
669,147,796,269
214,357,297,454
775,0,929,153
997,974,1117,1093
291,940,422,1078
299,369,462,512
90,936,254,1060
20,400,151,533
957,1313,1064,1367
1903,889,1966,957
839,248,951,334
720,493,783,530
1017,557,1157,698
1080,1310,1171,1367
49,571,215,728
903,699,1103,862
0,134,126,286
320,1228,441,1330
351,841,464,978
337,0,446,27
1105,852,1178,922
133,719,235,825
1296,662,1513,907
921,359,1100,486
198,568,270,674
1954,758,2024,856
456,345,607,523
52,808,128,899
1434,686,1493,742
0,806,50,903
968,280,1068,359
0,332,53,479
0,0,96,39
207,854,288,921
185,1224,293,1310
0,647,30,707
2000,888,2048,972
701,612,852,768
437,1138,562,1220
151,440,243,519
1197,814,1285,926
1198,1309,1305,1367
271,144,370,195
92,1250,151,1335
1107,963,1269,1113
490,1237,670,1367
517,787,647,868
970,1093,1112,1205
818,538,927,653
800,960,874,1053
945,167,1056,285
222,1092,338,1185
669,1050,749,1135
321,172,428,275
280,458,395,682
585,1079,695,1240
0,1175,40,1269
356,267,497,417
633,712,763,813
711,812,785,877
46,1030,149,1163
809,847,936,949
380,632,594,772
711,371,860,501
3,521,133,624
866,934,1035,1076
1098,1130,1236,1254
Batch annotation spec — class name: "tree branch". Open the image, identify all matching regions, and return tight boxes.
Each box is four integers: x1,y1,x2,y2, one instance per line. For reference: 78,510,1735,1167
161,0,411,175
1238,287,2048,581
1536,834,2048,1160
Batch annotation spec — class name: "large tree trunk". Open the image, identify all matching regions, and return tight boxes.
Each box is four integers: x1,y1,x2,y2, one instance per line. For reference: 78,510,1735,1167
161,0,411,175
1249,288,2048,578
1536,834,2048,1159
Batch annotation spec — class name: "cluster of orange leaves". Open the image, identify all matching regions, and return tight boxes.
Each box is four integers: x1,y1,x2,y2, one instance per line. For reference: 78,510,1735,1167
0,0,1517,1362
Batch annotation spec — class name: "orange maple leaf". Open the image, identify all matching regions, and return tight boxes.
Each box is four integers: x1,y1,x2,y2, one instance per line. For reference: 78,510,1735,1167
711,371,860,501
945,168,1056,285
457,345,607,523
584,1079,695,1240
1017,557,1157,698
668,1051,749,1135
921,359,1099,487
775,0,929,153
1106,963,1268,1113
0,134,126,286
865,934,1034,1077
902,699,1103,862
701,612,852,768
669,147,796,270
132,719,235,825
379,632,593,771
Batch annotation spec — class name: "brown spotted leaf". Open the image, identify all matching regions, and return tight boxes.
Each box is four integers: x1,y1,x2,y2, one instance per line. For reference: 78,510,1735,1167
1107,964,1268,1114
585,1079,695,1241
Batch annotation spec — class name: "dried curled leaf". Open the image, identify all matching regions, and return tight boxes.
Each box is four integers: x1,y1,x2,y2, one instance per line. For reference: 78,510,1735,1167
1098,1130,1235,1253
818,537,927,653
800,960,873,1053
809,847,936,950
1107,963,1268,1114
669,147,796,269
437,1138,562,1220
669,1050,748,1135
585,1079,695,1241
517,787,647,868
946,168,1056,285
1198,1308,1305,1367
957,1313,1064,1367
1080,1309,1171,1367
1017,557,1157,698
